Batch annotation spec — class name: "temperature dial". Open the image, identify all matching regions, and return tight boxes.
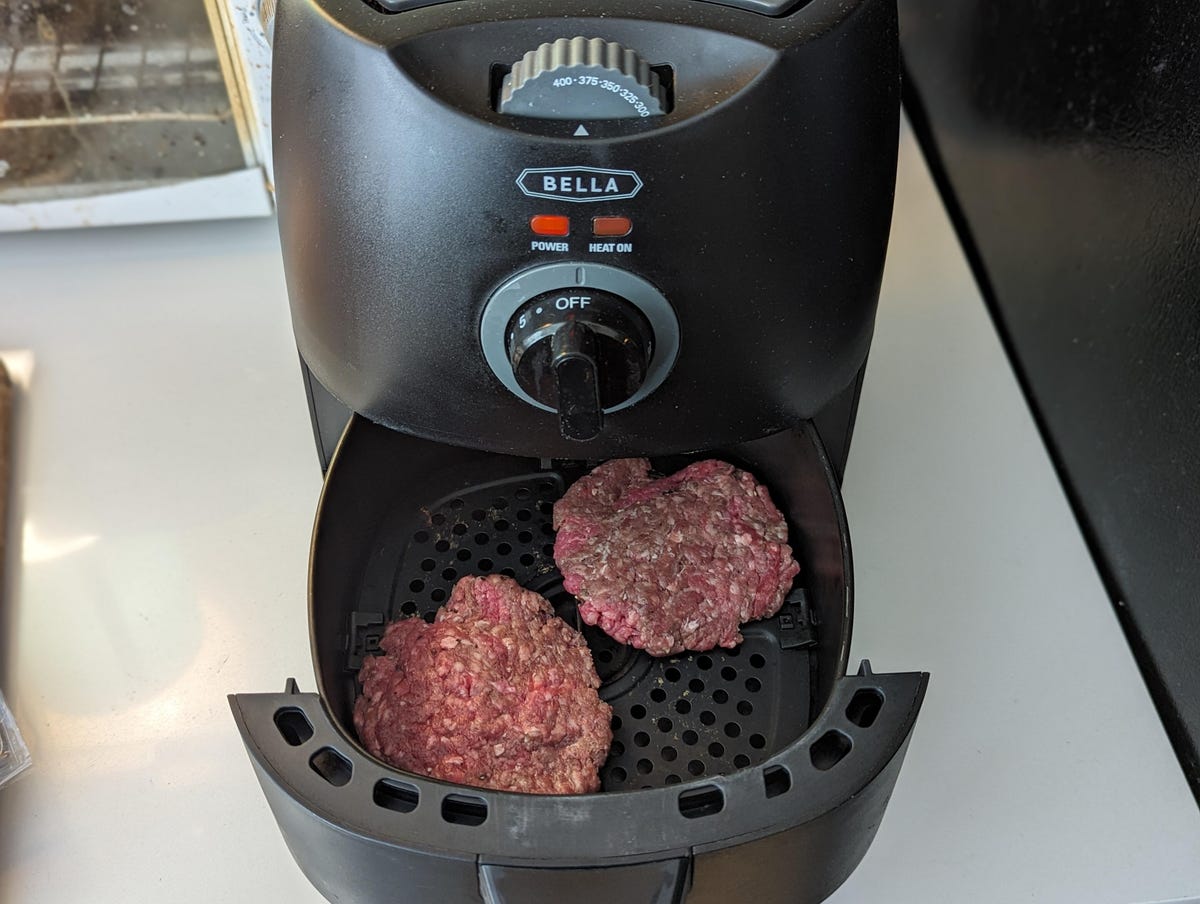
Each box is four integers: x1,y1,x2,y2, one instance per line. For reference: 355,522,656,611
499,37,667,120
507,289,654,441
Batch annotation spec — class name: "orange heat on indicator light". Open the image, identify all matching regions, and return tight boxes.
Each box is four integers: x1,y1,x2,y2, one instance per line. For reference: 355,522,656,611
530,215,570,236
592,216,633,237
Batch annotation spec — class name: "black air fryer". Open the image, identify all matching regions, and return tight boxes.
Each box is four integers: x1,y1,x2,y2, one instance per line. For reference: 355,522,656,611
230,0,929,901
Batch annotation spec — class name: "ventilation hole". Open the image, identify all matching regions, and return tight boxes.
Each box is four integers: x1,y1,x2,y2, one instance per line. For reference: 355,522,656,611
662,746,678,762
689,679,705,693
640,785,654,791
309,748,352,787
649,687,666,703
726,646,740,657
712,689,729,704
373,779,419,813
611,740,625,756
435,540,450,552
449,498,465,510
471,509,487,521
810,730,852,771
456,549,472,562
538,501,553,514
610,766,627,782
515,487,532,500
682,730,699,745
745,677,762,693
478,558,494,572
537,480,556,493
598,650,614,664
636,759,653,775
442,567,457,581
657,717,673,733
697,656,712,670
734,754,751,768
665,774,681,785
413,530,429,544
630,704,647,719
846,688,885,728
543,544,555,556
518,531,534,545
492,497,509,510
494,519,510,532
687,760,705,776
763,765,791,799
721,666,737,681
611,715,622,730
675,700,691,715
708,742,725,758
634,732,650,748
519,553,535,566
273,708,314,747
737,700,754,716
452,523,468,536
420,558,436,572
441,794,488,826
749,733,767,750
474,532,490,546
423,610,437,622
541,522,555,536
724,722,741,739
517,509,533,522
401,601,418,616
496,543,512,555
500,567,516,578
431,513,446,526
664,667,681,682
700,711,716,727
678,784,723,819
750,653,766,669
429,590,445,604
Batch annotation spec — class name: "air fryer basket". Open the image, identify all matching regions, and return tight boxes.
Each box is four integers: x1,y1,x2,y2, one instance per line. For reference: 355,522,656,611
231,417,927,904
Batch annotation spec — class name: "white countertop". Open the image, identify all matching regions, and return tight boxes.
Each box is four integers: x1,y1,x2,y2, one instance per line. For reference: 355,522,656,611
1,128,1198,903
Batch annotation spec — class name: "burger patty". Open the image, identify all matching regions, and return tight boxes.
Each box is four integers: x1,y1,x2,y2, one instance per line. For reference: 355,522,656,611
553,459,800,657
353,574,612,794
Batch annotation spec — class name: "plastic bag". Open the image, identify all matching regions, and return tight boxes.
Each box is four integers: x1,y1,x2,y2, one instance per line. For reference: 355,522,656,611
0,690,30,789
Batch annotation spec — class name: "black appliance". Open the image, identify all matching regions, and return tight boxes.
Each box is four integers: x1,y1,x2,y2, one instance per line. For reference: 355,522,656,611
230,0,928,900
897,0,1200,800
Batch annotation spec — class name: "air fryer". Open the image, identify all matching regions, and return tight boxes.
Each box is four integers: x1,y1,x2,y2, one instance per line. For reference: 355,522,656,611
230,0,929,901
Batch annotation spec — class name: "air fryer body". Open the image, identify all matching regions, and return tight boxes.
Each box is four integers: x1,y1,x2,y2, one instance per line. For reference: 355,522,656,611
275,0,900,458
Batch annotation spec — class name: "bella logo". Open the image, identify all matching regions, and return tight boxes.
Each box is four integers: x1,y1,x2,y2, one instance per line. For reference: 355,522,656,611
516,166,643,203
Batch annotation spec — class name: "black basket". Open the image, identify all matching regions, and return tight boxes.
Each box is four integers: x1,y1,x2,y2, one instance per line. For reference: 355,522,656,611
232,416,926,904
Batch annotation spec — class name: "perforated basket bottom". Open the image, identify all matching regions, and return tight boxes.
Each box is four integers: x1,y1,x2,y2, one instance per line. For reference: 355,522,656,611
349,470,814,792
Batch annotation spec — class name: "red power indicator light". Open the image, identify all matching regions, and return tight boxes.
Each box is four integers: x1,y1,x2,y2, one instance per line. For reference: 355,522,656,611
530,215,570,236
592,216,633,237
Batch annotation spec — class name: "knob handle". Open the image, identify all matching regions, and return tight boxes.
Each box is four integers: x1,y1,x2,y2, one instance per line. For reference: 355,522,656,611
499,37,667,120
507,288,654,441
551,324,603,441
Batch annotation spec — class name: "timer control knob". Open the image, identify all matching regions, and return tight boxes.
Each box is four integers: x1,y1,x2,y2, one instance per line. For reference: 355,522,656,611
498,37,667,120
507,289,654,441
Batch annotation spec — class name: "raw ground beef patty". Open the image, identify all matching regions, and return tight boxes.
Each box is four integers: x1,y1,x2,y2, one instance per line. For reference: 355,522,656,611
553,459,800,657
353,575,611,794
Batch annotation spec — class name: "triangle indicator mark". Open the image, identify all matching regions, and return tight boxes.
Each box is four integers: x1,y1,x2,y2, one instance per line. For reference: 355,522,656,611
573,124,589,137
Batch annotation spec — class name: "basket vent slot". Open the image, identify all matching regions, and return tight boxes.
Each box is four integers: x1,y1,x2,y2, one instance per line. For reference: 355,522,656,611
310,747,353,787
373,779,419,813
846,688,884,728
273,707,314,747
442,794,488,826
810,730,852,771
763,764,791,799
678,785,724,819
